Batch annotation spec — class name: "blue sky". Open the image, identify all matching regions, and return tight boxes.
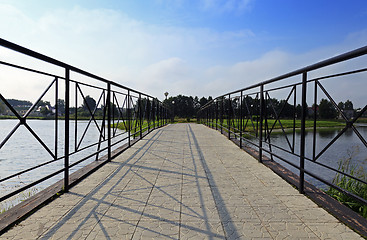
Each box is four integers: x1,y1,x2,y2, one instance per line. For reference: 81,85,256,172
0,0,367,102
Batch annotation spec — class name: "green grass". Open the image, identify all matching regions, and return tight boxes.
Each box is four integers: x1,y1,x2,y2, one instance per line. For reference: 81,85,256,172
113,120,166,137
207,118,345,133
172,117,198,123
325,148,367,218
356,118,367,123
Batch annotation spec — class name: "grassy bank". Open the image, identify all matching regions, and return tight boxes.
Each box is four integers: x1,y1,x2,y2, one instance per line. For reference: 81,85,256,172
356,118,367,123
113,120,167,137
172,118,198,123
209,119,345,132
0,115,108,120
325,153,367,219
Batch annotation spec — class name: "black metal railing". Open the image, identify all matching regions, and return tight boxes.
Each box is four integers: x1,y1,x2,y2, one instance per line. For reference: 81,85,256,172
0,38,169,208
198,45,367,206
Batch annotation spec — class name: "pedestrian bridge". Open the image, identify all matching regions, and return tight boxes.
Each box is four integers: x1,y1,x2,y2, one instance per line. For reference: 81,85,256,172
2,124,362,239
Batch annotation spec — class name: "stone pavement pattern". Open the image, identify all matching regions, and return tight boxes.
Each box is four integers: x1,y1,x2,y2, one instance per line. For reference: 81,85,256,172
2,124,363,239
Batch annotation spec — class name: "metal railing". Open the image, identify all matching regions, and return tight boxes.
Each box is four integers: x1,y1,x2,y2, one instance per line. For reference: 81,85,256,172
198,45,367,206
0,38,170,206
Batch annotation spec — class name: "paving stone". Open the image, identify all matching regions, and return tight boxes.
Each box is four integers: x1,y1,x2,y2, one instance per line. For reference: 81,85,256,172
181,206,221,222
141,205,181,221
180,221,226,240
146,194,181,207
307,222,364,240
39,221,96,239
292,208,340,223
132,220,179,240
264,222,319,239
103,204,144,221
217,205,259,222
244,194,284,206
86,219,137,240
222,221,272,239
253,205,302,223
277,195,321,209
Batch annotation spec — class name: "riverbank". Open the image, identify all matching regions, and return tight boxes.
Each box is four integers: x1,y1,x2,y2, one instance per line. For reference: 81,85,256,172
0,115,104,120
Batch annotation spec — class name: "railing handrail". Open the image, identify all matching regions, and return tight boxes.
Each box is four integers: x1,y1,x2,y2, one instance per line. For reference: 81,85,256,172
201,45,367,109
0,38,156,99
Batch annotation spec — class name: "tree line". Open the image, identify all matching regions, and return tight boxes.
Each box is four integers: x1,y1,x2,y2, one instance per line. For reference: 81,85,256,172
0,94,360,120
163,95,358,120
162,95,213,119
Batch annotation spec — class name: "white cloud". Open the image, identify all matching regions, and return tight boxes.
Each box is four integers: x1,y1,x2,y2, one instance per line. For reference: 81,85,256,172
124,58,198,98
200,50,292,96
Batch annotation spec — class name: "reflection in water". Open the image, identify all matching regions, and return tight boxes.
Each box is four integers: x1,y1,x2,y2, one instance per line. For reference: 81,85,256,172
318,128,338,138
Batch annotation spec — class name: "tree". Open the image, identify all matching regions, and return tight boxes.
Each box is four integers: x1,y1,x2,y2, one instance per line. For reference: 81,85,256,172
278,100,293,118
266,98,280,118
36,100,52,116
199,97,208,108
55,99,65,115
319,99,337,119
193,96,200,112
344,100,353,110
82,95,96,112
337,101,345,110
295,104,302,119
163,95,204,118
37,100,51,107
40,106,52,116
0,99,6,114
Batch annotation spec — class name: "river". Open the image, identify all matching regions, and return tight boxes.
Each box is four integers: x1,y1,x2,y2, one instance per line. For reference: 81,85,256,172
0,119,127,208
259,124,367,189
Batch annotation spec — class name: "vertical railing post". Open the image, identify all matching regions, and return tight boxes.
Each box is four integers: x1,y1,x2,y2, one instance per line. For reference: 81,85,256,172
55,78,58,162
64,68,70,192
210,103,214,128
300,72,307,193
152,99,155,130
215,101,218,130
259,85,264,163
74,83,78,152
228,94,231,139
220,97,224,134
127,90,131,146
240,91,243,149
212,104,214,128
148,99,151,131
107,82,111,161
154,99,157,129
157,103,160,128
207,106,209,127
139,94,142,139
312,80,318,161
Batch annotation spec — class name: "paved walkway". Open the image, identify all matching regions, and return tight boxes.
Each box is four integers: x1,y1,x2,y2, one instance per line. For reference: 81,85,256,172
2,124,362,239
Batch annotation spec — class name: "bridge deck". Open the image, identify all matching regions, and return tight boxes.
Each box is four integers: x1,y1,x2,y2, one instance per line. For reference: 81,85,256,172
2,124,362,239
